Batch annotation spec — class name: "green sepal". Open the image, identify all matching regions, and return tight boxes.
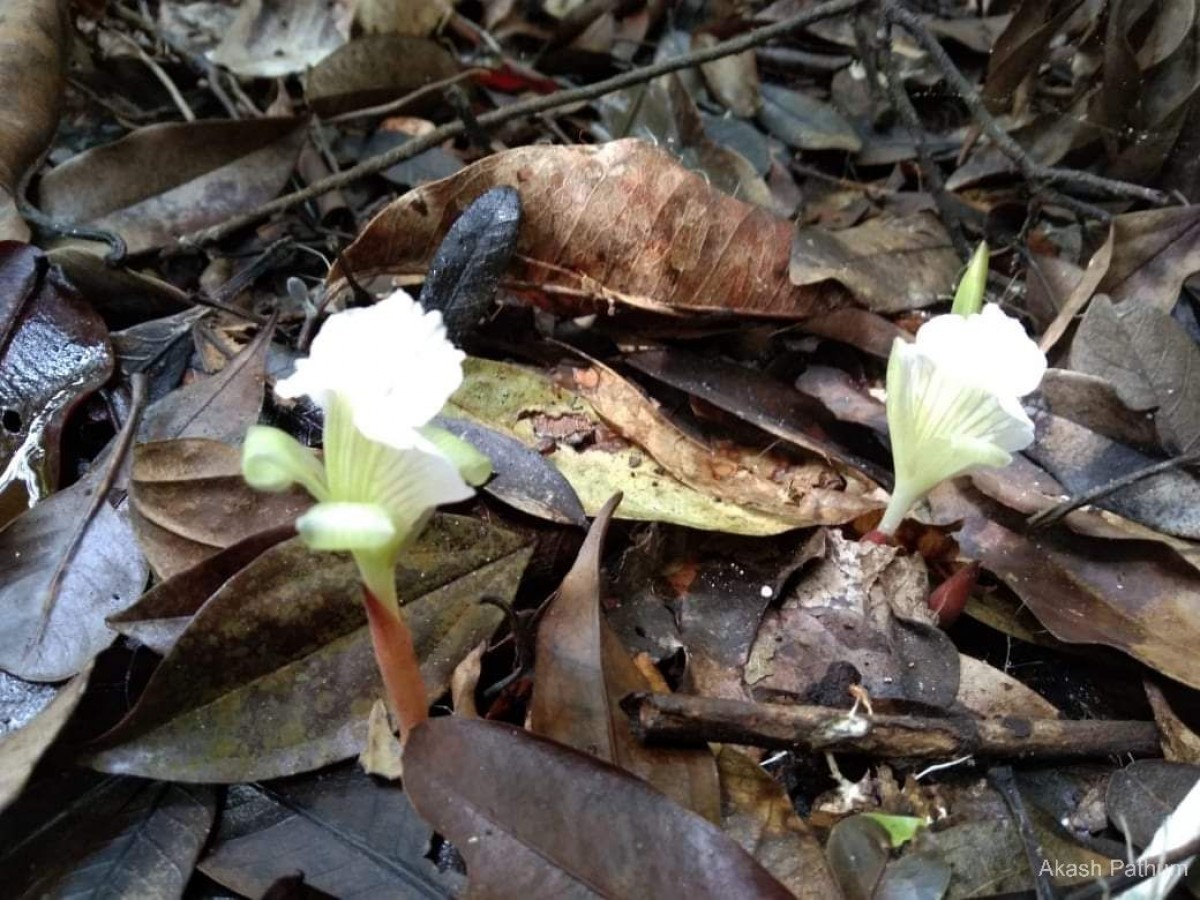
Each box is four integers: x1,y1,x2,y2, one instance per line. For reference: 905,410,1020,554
420,424,492,486
296,501,396,551
242,425,329,500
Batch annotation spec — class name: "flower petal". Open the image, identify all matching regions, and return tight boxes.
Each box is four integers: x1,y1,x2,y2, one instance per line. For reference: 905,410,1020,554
296,502,396,551
275,290,466,445
879,339,1032,533
370,446,474,547
242,425,328,500
915,304,1046,399
419,424,492,486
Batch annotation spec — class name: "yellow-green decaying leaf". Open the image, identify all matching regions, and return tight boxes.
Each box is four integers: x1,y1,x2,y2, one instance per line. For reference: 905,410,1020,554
447,358,799,536
862,813,926,847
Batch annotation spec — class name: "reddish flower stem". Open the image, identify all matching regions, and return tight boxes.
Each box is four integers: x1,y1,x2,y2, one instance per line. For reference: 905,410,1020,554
362,585,429,737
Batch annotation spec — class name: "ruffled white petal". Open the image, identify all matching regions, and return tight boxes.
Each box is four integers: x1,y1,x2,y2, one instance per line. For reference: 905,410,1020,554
297,502,397,550
915,304,1046,400
242,425,328,500
274,289,466,446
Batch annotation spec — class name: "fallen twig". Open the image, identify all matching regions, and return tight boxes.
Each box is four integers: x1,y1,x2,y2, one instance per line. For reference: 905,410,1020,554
882,0,1171,208
624,692,1161,759
177,0,869,248
1027,449,1200,529
988,765,1057,900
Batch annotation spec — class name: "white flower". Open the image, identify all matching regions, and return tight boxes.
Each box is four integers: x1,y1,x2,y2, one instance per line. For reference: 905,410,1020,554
242,289,490,606
878,303,1046,534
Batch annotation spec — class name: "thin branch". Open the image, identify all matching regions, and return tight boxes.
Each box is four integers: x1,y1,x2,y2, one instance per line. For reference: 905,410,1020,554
1027,449,1200,529
882,0,1171,207
113,31,196,122
177,0,869,248
624,693,1162,759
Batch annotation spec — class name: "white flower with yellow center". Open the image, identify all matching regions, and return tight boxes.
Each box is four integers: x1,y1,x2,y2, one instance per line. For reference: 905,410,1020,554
878,302,1046,534
241,289,490,733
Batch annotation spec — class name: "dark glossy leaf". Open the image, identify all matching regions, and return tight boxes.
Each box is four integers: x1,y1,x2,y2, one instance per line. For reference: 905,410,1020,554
531,495,721,821
111,307,206,400
0,774,215,899
0,243,113,511
200,767,462,898
825,815,890,900
433,414,587,527
88,516,531,781
420,186,522,344
404,716,793,898
0,462,148,681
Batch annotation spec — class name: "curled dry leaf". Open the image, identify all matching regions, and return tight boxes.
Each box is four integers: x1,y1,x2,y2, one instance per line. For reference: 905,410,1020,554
562,360,883,527
745,530,960,709
88,516,531,782
37,119,307,253
531,495,721,822
130,439,311,580
404,716,793,898
0,243,113,512
329,139,849,319
449,356,802,534
0,0,68,240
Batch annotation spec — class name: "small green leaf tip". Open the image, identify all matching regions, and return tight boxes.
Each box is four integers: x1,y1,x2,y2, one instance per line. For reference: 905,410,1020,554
951,242,989,317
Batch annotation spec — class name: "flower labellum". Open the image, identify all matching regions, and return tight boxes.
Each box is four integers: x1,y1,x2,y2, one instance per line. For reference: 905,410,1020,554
878,303,1046,534
242,288,491,734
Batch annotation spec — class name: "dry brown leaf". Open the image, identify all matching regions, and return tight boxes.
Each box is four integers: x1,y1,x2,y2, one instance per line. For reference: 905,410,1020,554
37,119,306,254
562,360,883,527
304,35,458,117
530,495,722,823
211,0,352,77
790,213,961,313
0,0,68,240
329,139,849,318
693,34,761,117
358,699,405,779
717,746,841,898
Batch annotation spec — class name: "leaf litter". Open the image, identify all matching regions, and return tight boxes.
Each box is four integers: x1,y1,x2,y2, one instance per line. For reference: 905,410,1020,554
4,0,1200,896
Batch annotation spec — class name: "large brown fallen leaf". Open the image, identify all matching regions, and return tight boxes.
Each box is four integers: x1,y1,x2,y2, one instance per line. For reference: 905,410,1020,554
404,716,793,898
329,139,850,318
562,359,883,526
1099,205,1200,311
210,0,350,78
531,495,721,822
929,481,1200,689
304,35,458,117
87,516,530,782
130,439,311,579
37,119,306,253
0,0,67,240
0,243,113,515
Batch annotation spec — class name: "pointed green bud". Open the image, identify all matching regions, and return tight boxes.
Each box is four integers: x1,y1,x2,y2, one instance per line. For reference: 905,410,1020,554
951,242,989,317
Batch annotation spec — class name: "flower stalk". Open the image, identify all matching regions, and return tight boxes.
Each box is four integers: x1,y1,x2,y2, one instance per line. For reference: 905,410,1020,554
243,290,490,739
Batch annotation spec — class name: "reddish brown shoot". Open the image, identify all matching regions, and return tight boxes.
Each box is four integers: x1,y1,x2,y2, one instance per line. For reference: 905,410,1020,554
363,585,429,738
927,561,980,626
